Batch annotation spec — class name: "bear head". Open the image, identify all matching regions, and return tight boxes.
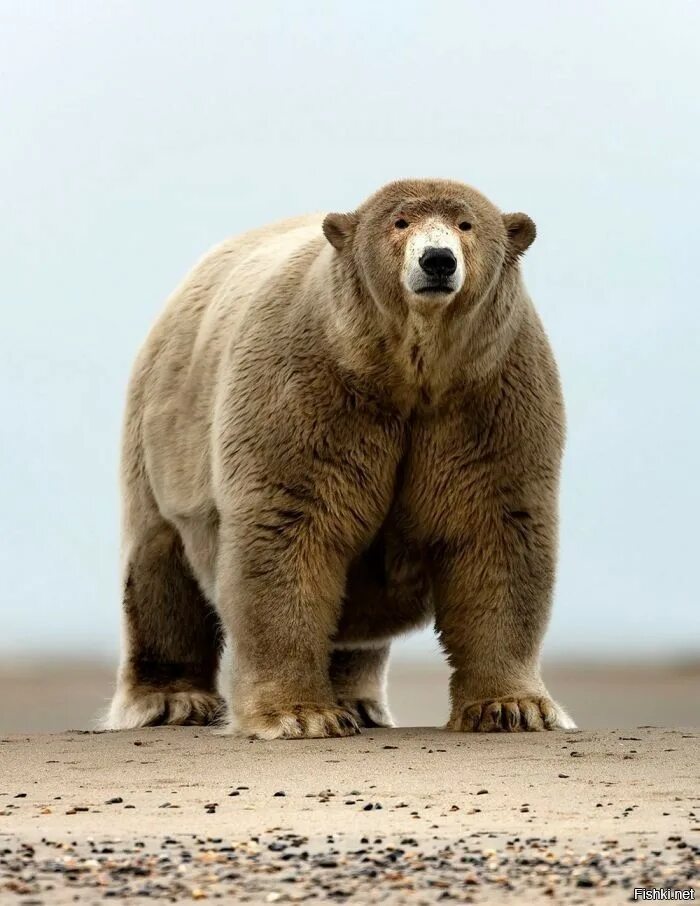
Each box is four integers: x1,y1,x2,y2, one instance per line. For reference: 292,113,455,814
323,179,535,317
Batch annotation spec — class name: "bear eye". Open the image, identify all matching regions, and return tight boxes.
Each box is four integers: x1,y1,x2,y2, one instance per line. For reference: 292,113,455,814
458,221,472,231
394,218,409,230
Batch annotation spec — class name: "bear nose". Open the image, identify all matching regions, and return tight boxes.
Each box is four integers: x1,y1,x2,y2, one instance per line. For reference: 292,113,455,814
419,247,457,278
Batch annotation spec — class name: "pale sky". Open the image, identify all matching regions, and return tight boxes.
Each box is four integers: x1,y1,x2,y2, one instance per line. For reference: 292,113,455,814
1,1,699,661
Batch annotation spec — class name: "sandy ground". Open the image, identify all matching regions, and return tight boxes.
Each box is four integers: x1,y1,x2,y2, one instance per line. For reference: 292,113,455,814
1,660,698,901
0,726,698,904
1,659,699,733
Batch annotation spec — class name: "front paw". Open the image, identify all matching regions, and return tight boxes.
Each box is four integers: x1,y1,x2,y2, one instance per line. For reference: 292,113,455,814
448,696,576,732
231,703,360,740
338,697,395,728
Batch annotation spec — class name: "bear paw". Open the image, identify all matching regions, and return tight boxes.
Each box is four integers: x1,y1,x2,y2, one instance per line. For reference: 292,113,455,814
449,696,576,732
231,704,360,739
104,688,226,729
338,697,395,728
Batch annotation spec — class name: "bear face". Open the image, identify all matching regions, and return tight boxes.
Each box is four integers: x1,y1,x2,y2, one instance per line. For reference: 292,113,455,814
323,179,536,320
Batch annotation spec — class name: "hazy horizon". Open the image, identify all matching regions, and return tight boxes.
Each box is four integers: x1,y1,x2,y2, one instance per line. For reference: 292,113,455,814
1,2,699,662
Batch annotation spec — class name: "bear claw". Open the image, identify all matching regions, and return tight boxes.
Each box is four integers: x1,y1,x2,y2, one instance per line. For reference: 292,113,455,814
449,696,576,732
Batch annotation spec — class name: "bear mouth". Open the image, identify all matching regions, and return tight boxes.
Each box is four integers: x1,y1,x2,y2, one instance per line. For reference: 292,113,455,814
415,283,454,295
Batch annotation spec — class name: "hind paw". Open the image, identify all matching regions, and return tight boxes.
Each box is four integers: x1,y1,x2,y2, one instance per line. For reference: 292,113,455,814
104,687,225,729
338,697,395,728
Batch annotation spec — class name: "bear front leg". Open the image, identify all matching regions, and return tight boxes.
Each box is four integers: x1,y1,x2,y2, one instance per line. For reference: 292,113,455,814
212,358,404,738
434,505,575,733
216,503,387,739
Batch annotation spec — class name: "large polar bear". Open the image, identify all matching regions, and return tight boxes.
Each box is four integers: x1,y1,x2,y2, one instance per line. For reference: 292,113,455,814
106,178,575,738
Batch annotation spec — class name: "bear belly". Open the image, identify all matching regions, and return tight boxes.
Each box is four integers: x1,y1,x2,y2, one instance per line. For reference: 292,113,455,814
333,528,434,645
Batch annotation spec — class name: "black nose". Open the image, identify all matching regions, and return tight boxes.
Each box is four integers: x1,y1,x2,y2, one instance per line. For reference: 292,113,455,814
419,247,457,278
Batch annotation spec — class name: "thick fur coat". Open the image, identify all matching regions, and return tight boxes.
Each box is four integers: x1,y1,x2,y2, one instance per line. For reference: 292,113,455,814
106,178,575,737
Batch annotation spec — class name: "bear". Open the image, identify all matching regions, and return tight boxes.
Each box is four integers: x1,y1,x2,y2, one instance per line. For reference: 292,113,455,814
105,178,575,738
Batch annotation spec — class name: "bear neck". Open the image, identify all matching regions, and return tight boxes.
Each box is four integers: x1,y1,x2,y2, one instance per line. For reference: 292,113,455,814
323,270,526,416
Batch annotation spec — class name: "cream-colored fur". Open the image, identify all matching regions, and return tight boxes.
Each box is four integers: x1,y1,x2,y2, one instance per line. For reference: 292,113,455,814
106,179,575,737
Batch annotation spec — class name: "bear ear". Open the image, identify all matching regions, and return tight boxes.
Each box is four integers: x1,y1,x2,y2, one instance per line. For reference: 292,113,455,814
322,212,357,251
503,212,536,260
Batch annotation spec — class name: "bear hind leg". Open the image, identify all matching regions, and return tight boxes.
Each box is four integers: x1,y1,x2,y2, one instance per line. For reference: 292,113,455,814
104,520,225,729
330,645,394,728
